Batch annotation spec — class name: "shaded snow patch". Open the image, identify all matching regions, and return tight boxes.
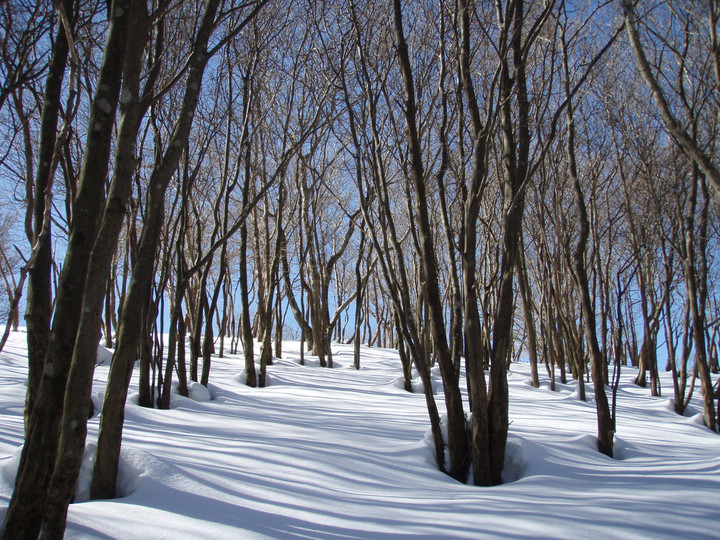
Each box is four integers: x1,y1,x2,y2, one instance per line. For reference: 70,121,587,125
235,371,271,387
501,436,527,483
0,446,22,488
75,443,145,502
96,344,114,366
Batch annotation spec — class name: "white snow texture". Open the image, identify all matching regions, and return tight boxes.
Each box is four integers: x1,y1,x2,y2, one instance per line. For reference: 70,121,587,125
0,329,717,539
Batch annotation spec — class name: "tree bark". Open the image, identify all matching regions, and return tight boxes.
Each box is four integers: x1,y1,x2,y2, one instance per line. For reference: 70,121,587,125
562,20,613,457
517,232,540,388
2,1,133,537
23,0,74,435
393,0,469,482
41,6,149,533
92,0,231,502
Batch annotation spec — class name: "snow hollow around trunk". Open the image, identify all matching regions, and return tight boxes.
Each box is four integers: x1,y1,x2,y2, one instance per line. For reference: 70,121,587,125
0,442,144,503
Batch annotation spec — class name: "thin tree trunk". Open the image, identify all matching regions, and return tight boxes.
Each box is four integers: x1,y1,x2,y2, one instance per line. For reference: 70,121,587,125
353,233,366,370
92,0,238,501
394,0,469,482
24,0,74,435
517,233,540,388
562,22,613,457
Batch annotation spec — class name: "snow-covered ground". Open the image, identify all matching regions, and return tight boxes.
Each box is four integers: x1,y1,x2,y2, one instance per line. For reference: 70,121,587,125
0,329,718,539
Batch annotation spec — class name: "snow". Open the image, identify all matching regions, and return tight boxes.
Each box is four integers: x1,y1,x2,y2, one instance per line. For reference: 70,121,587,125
96,344,114,366
0,329,718,538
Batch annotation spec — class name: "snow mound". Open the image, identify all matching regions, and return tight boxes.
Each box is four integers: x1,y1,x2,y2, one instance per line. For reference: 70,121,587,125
0,446,22,487
91,391,103,415
612,436,638,460
114,446,150,498
567,388,582,400
422,415,453,472
186,381,212,402
299,357,326,367
393,375,437,394
74,443,144,502
164,381,216,407
235,371,271,386
392,376,412,391
576,433,601,452
74,443,99,502
96,344,114,366
501,436,527,483
660,398,676,412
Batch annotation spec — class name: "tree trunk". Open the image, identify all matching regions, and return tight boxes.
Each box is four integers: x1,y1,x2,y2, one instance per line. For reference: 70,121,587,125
91,0,231,502
201,248,226,387
2,2,133,536
239,221,257,386
682,169,716,431
239,120,257,386
42,4,149,528
353,234,366,370
393,0,469,482
274,261,283,360
562,24,613,457
23,0,74,436
517,233,540,388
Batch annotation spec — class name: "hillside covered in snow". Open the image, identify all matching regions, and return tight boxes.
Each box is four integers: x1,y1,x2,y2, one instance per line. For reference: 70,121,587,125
0,330,718,539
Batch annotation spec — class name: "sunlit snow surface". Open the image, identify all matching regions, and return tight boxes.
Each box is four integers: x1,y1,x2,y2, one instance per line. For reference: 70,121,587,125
0,329,718,539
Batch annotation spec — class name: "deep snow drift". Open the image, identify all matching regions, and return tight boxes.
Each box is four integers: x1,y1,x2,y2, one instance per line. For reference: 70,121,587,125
0,329,718,539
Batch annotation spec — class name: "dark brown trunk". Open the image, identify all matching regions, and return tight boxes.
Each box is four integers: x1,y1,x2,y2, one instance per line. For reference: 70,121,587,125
489,2,528,485
281,245,313,353
274,262,283,360
682,171,716,431
562,24,613,457
458,4,492,473
201,251,225,387
239,221,257,386
92,0,230,501
353,234,366,370
24,0,74,435
517,233,540,388
42,5,149,531
394,0,468,482
137,293,154,407
2,2,132,536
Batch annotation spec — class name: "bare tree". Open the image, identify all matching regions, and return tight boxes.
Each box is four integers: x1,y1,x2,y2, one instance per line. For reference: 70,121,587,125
560,4,613,456
2,0,140,535
622,0,720,196
93,0,270,502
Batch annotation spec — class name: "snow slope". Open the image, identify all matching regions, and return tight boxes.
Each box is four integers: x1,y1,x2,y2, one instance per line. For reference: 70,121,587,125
0,329,718,539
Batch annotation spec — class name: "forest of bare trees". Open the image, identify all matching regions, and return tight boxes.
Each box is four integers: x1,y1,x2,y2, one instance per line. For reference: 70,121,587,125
0,0,719,536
